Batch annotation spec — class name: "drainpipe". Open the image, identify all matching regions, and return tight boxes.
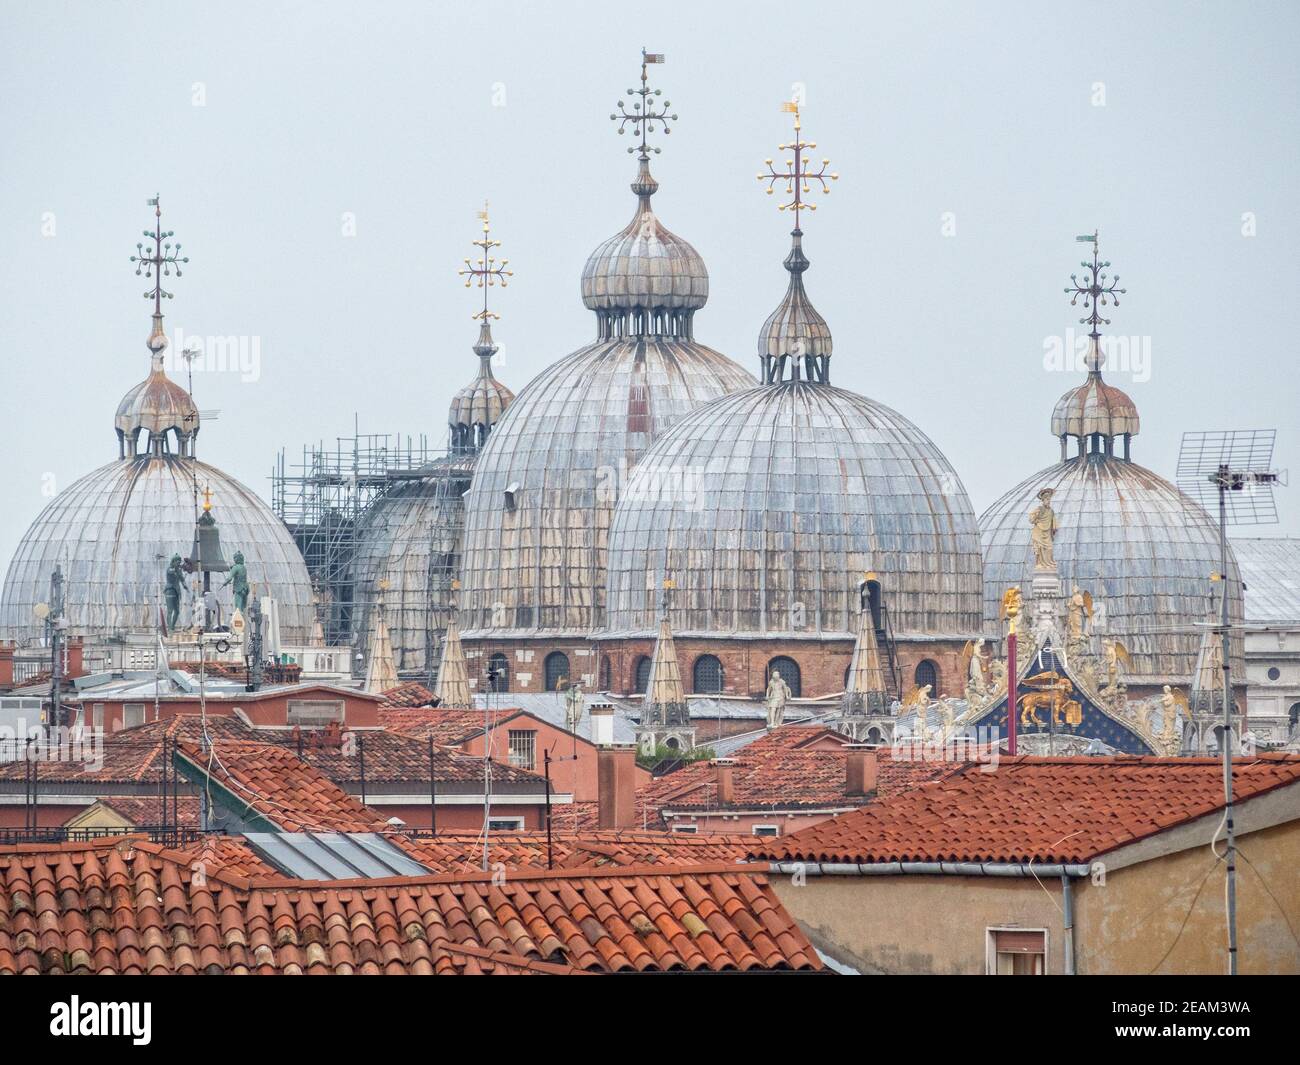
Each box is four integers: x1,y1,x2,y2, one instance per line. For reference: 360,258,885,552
1061,872,1076,975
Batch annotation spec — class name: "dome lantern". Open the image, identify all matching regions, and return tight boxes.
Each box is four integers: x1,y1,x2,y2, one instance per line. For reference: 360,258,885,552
755,100,837,384
117,195,199,459
1053,232,1138,460
451,202,515,454
581,50,708,342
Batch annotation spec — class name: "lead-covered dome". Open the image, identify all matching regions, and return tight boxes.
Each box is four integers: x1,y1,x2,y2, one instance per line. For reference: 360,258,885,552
580,159,709,336
1,456,314,643
981,234,1241,683
980,454,1243,682
603,382,985,638
459,148,752,638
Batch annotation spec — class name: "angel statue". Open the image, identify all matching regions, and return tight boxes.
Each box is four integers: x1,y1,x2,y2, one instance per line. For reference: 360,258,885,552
1101,637,1131,694
1159,685,1188,755
1028,487,1059,571
902,683,932,738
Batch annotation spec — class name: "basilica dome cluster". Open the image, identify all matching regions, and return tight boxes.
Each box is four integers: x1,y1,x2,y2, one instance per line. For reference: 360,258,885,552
0,62,1240,727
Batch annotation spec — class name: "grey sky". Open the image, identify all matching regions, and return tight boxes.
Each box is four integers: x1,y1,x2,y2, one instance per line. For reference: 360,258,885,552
1,0,1297,572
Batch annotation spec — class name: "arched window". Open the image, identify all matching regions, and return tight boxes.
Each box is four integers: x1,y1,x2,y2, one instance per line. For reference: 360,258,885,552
598,656,611,691
1290,702,1300,738
487,652,509,693
634,655,653,694
767,656,802,698
693,654,723,694
544,651,570,692
914,659,939,696
864,579,883,631
866,726,885,744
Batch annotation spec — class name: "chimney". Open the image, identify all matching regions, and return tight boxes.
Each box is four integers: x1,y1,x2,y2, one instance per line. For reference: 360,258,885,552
597,744,638,829
589,700,615,747
713,758,736,805
845,744,879,797
65,639,85,680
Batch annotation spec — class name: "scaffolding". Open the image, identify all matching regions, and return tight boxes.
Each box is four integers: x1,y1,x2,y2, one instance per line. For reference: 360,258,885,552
271,424,437,650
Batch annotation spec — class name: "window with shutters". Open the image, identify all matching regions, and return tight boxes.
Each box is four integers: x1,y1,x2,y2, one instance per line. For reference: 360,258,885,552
987,928,1046,975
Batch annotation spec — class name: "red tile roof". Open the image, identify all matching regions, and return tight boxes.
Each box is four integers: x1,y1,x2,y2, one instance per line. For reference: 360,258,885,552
399,830,756,873
752,754,1300,865
0,838,821,974
638,726,963,824
377,705,492,744
379,682,438,708
175,741,391,834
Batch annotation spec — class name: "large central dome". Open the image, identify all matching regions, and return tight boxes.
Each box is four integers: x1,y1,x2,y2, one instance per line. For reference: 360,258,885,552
603,382,984,638
459,124,753,639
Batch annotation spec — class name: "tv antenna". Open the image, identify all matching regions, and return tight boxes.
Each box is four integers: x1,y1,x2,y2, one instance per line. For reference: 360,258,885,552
1175,427,1286,976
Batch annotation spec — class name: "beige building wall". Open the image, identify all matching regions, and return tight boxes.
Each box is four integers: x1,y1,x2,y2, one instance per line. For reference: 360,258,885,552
768,813,1300,975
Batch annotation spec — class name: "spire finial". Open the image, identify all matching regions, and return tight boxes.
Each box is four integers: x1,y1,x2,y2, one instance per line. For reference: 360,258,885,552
1065,230,1126,372
611,49,674,162
757,100,838,230
130,195,188,356
458,201,512,326
755,101,838,385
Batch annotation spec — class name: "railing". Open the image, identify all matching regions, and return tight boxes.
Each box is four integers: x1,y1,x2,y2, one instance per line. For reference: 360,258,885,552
0,825,208,847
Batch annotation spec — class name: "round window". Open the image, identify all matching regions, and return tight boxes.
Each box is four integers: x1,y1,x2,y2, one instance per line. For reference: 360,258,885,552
1268,667,1282,681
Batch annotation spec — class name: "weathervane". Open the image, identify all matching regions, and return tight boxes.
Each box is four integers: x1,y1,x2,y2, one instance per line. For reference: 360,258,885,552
611,48,675,158
130,195,188,320
758,101,838,224
458,201,511,323
1066,231,1125,341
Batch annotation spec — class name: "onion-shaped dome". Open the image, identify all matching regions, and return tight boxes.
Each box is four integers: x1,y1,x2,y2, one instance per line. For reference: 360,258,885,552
0,457,314,644
756,234,832,384
603,382,985,638
1051,372,1140,443
979,455,1243,682
458,133,752,638
449,323,515,455
115,322,201,458
580,159,709,340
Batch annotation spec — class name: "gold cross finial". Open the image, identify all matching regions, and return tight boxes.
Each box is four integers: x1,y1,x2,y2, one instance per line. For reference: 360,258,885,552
202,484,213,512
758,100,838,224
458,202,512,322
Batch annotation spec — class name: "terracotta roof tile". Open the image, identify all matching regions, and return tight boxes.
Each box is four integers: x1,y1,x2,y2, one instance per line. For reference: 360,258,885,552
175,741,390,834
752,754,1300,865
0,839,821,974
379,682,438,708
398,830,756,873
637,726,963,824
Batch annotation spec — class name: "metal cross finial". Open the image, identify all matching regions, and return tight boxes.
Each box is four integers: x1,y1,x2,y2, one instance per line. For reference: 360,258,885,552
758,100,838,225
201,484,213,512
1066,230,1125,340
611,48,675,158
457,201,512,322
130,195,188,317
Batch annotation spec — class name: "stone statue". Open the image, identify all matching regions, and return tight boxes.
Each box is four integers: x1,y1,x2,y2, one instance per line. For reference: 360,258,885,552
222,550,249,612
765,671,791,729
988,657,1008,691
964,638,988,700
1067,586,1092,642
164,554,184,631
1101,637,1130,693
563,681,585,734
1028,488,1059,571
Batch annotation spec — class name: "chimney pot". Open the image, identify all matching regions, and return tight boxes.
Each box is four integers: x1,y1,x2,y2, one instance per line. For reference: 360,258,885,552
589,701,615,747
845,743,879,797
713,758,736,805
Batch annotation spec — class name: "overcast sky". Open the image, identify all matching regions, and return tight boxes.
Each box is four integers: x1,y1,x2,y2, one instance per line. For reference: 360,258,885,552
1,0,1296,571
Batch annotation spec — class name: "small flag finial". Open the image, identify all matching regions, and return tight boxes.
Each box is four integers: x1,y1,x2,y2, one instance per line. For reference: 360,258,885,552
130,194,188,323
758,100,838,225
611,49,675,159
1065,230,1125,342
457,204,512,323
